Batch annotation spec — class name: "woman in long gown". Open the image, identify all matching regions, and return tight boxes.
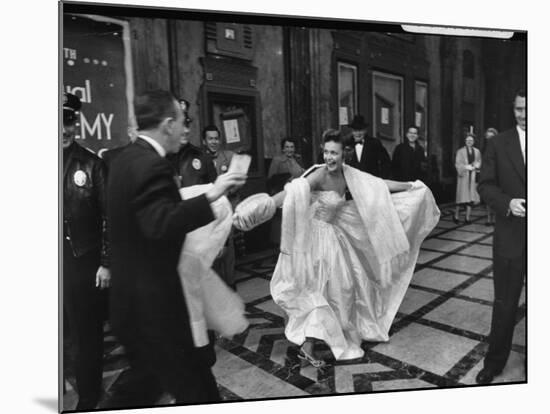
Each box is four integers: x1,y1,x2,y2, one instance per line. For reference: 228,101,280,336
233,130,440,367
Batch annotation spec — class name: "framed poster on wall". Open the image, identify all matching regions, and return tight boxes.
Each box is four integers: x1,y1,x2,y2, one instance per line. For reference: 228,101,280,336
372,71,404,154
337,61,358,126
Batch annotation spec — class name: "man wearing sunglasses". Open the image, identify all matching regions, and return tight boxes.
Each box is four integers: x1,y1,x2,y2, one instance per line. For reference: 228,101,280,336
168,99,217,188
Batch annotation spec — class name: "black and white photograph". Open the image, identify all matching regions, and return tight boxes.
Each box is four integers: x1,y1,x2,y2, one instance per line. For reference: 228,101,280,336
4,1,547,414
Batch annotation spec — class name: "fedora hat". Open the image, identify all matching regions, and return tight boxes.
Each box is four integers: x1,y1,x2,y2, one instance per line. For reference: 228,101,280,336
349,115,368,130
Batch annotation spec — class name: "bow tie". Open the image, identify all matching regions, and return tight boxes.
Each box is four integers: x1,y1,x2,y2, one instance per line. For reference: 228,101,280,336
355,142,364,147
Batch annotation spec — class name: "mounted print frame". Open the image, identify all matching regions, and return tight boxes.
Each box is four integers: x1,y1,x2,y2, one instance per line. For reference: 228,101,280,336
372,71,404,155
59,1,528,413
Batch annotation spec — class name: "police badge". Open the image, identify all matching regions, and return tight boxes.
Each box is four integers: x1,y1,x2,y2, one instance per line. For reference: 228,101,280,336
73,170,87,187
192,158,202,170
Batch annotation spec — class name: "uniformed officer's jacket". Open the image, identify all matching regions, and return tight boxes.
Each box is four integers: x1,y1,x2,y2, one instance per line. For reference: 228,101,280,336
205,149,234,176
63,142,110,266
168,143,217,188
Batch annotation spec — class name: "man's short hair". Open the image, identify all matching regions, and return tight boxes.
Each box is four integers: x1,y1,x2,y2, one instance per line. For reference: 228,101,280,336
513,88,526,101
406,125,419,133
203,124,220,139
485,127,499,136
134,90,178,130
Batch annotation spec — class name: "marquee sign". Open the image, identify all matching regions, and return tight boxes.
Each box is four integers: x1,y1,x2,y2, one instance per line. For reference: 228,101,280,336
63,14,135,154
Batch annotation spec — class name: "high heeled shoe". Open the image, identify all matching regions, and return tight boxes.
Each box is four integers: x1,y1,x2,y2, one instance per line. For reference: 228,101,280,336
298,347,326,368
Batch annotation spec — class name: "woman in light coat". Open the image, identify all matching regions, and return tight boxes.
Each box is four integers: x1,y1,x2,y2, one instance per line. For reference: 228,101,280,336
453,133,481,223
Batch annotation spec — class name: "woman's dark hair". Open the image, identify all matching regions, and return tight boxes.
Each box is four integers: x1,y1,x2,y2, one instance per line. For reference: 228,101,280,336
134,90,178,130
280,137,297,149
322,129,342,146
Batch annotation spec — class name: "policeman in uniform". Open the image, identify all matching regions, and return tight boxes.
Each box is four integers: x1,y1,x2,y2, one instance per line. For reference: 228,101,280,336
63,92,110,410
168,99,217,187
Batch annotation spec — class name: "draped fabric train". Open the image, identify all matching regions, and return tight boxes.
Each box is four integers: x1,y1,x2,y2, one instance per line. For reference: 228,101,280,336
271,170,440,360
178,184,249,347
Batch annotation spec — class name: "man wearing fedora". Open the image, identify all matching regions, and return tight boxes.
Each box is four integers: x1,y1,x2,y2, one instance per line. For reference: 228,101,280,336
62,92,110,409
347,114,391,178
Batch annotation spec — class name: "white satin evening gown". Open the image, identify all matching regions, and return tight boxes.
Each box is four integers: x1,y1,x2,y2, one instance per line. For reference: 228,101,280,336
270,171,439,361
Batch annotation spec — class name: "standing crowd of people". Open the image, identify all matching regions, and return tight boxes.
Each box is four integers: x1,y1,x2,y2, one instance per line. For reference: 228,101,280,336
62,87,526,409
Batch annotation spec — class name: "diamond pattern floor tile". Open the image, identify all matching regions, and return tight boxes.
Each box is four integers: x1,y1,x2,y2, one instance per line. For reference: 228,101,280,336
372,323,479,376
62,205,526,408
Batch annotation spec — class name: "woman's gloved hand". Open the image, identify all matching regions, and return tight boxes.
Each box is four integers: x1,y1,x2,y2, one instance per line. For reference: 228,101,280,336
233,193,276,231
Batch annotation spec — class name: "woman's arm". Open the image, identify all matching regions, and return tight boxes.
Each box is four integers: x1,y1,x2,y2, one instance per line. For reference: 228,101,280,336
272,166,322,207
384,179,413,193
272,190,287,208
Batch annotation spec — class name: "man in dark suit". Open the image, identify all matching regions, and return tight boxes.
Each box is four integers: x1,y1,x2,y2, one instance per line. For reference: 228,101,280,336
106,90,246,405
476,89,526,384
391,125,428,182
347,115,391,178
99,124,138,174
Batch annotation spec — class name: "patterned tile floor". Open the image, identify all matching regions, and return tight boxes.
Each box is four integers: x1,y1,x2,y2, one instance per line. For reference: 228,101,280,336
62,205,526,411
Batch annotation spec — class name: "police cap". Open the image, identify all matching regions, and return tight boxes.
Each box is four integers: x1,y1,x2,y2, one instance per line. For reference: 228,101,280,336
63,92,82,124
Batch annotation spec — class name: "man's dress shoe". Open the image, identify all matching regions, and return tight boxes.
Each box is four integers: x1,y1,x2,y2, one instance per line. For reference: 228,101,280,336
475,367,500,384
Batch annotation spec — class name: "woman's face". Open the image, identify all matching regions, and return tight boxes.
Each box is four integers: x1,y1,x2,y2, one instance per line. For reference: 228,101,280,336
323,141,344,172
283,141,295,158
465,136,475,147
